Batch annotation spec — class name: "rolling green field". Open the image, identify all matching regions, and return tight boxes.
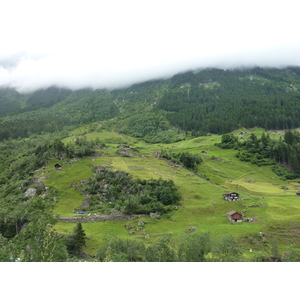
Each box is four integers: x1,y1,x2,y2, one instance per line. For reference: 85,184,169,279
39,128,300,257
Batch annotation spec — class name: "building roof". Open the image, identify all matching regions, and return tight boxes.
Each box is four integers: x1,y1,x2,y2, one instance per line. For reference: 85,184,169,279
226,211,238,216
224,192,237,195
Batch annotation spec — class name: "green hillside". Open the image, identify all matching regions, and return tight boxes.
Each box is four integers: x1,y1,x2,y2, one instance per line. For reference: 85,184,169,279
1,67,300,261
31,127,300,260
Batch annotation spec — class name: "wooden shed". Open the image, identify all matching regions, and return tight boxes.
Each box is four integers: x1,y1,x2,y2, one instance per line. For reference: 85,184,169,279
296,191,300,196
223,192,240,201
226,211,243,223
54,163,62,169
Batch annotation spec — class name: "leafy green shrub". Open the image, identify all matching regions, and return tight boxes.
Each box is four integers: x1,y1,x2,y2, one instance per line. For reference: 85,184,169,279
75,169,181,214
160,150,202,170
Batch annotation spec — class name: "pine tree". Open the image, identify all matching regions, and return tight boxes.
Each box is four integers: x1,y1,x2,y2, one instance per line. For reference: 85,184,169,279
73,223,87,251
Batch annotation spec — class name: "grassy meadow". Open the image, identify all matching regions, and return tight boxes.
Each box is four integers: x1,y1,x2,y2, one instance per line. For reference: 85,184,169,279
39,128,300,256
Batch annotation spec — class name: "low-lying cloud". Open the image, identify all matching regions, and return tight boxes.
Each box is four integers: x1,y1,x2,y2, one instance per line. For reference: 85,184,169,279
1,0,300,92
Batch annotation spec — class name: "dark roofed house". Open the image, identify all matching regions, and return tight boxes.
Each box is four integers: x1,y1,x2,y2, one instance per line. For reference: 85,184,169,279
223,192,240,201
296,191,300,196
201,151,208,154
54,163,62,169
226,211,243,223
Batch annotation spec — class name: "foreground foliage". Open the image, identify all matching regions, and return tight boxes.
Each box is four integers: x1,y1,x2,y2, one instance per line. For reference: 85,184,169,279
96,233,250,262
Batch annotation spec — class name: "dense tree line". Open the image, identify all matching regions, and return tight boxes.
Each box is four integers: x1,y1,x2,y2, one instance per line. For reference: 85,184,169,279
0,88,119,141
159,149,202,170
218,130,300,179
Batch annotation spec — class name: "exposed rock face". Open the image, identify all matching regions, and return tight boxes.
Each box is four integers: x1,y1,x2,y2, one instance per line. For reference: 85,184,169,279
25,188,36,198
150,212,159,218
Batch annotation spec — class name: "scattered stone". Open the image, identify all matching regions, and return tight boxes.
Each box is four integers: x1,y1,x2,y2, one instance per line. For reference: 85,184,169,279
125,224,132,229
129,231,134,234
25,188,36,198
116,149,132,157
138,220,145,226
185,226,197,233
150,212,159,218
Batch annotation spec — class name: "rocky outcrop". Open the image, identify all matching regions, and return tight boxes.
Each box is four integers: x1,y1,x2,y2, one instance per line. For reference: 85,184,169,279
150,212,159,218
25,188,36,198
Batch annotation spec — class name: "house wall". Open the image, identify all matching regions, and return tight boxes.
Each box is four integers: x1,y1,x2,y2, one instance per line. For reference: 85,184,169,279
224,195,240,201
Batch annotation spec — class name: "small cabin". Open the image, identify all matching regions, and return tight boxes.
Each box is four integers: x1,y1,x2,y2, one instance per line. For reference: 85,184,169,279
226,211,243,223
201,151,208,154
223,192,240,201
296,191,300,196
54,163,62,169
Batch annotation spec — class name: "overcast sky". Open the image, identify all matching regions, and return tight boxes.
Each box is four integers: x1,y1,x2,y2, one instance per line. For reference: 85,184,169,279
1,0,300,92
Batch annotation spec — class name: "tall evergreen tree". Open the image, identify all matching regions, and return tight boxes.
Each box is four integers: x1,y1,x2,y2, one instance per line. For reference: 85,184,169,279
73,223,87,251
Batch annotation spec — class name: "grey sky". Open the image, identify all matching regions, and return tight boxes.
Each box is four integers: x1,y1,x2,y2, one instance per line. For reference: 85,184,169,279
1,0,299,92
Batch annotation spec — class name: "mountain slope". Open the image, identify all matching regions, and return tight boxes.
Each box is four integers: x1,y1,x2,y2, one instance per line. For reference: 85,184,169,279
1,67,300,261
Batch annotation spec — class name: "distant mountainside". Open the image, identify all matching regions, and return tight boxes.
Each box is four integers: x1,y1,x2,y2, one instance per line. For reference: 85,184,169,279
158,66,300,134
1,66,300,140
